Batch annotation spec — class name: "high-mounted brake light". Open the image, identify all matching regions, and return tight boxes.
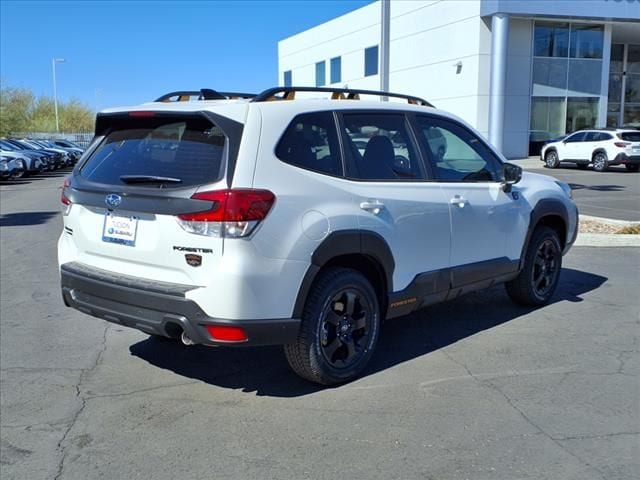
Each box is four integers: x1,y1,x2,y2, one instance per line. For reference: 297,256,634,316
176,189,275,237
128,111,156,117
61,177,72,215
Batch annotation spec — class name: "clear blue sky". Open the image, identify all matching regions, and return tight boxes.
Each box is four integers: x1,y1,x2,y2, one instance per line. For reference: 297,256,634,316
1,0,372,109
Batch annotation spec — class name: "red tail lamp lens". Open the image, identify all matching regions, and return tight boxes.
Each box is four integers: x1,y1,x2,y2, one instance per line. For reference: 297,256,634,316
206,325,248,342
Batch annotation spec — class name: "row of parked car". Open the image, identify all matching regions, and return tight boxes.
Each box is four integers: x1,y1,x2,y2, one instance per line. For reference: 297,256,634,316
0,138,85,180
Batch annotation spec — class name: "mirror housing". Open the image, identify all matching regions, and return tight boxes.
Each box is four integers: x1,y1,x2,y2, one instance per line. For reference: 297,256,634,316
501,163,522,193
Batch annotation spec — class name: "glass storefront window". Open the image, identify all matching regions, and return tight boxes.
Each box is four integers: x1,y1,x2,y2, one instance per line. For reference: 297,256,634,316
534,22,569,57
530,97,566,140
568,59,602,95
532,58,568,95
624,105,640,127
569,25,604,59
628,45,640,74
610,44,625,73
626,74,640,103
566,97,599,132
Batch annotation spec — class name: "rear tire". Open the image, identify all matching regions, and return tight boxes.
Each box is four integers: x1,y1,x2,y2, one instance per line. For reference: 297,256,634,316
544,150,560,169
284,267,380,385
593,152,609,172
625,164,639,172
506,226,562,306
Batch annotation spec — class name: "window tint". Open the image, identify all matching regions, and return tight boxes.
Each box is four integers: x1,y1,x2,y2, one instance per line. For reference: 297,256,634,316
341,113,425,181
80,116,226,187
595,132,613,141
620,131,640,141
583,132,598,141
315,61,326,87
364,45,378,77
564,132,587,143
284,70,292,87
275,112,341,177
415,116,502,182
330,56,341,84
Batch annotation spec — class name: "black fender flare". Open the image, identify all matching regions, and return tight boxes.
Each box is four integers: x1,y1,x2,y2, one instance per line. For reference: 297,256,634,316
520,198,569,268
292,230,395,318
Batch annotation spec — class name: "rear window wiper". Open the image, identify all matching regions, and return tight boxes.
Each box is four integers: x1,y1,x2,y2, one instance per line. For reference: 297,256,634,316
120,175,182,184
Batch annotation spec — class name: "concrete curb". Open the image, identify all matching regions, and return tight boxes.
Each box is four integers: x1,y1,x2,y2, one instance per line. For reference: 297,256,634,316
580,214,639,226
574,233,640,247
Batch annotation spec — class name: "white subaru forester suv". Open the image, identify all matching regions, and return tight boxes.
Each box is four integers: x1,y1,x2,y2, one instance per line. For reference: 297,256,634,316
59,87,578,385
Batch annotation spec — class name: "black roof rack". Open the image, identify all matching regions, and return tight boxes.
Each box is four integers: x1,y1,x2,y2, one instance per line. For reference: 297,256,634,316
251,86,434,107
154,89,256,102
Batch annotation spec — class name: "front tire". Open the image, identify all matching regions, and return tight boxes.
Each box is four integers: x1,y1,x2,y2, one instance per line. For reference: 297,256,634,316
506,226,562,306
544,150,560,169
593,152,609,172
284,268,380,385
625,164,639,172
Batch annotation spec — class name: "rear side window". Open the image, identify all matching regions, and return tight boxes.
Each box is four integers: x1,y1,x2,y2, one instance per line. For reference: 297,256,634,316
275,112,342,176
341,113,425,181
619,131,640,141
81,115,226,187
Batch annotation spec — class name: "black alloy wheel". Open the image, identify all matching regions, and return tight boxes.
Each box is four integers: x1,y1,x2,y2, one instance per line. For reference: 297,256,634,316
285,268,380,385
531,239,560,298
506,226,562,306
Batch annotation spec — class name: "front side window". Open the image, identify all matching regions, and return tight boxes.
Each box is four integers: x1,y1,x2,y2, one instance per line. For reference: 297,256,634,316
315,61,326,87
364,45,378,77
564,132,587,143
415,116,502,182
81,115,226,187
341,113,424,181
275,112,341,177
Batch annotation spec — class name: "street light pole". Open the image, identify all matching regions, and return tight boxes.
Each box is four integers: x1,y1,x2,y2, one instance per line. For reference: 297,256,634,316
52,57,65,132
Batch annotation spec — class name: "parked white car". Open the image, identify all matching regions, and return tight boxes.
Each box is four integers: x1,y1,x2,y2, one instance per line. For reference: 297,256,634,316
59,86,578,384
541,128,640,172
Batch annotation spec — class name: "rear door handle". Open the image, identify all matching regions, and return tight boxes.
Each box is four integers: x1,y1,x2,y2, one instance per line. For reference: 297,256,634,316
360,200,385,214
449,195,468,208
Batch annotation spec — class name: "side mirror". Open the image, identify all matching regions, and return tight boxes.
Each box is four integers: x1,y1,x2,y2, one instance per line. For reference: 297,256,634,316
501,163,522,193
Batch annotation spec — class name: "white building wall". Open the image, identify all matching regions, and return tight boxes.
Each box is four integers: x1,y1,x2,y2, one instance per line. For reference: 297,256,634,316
503,18,534,159
278,0,532,158
278,1,493,140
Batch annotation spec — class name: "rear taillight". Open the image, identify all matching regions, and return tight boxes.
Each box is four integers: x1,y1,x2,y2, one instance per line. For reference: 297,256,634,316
176,189,275,238
206,325,248,342
61,177,72,215
614,142,631,148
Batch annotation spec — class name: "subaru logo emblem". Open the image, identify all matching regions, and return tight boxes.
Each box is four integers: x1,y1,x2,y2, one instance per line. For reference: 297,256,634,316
105,194,122,209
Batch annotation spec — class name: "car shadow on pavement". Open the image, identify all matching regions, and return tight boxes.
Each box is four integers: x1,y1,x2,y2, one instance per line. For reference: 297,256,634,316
129,267,607,397
0,211,59,227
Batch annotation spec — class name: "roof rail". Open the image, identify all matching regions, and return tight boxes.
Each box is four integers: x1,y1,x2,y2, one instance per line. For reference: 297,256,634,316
251,86,434,107
154,89,256,102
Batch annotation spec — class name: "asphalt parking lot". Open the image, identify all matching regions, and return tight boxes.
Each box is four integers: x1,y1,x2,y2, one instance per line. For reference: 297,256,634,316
1,173,639,480
522,160,640,222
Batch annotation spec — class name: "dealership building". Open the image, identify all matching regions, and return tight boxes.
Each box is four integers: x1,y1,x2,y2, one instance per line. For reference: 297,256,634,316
278,0,640,158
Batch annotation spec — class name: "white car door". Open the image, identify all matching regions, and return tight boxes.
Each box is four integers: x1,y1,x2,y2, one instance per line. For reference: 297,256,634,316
413,115,531,289
560,131,588,160
338,112,451,295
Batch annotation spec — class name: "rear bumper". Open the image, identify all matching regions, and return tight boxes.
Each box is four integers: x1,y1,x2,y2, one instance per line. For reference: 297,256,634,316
611,153,640,165
60,262,300,347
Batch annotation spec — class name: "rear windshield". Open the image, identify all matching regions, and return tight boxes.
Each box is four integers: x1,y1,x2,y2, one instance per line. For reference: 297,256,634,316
81,115,226,187
619,131,640,142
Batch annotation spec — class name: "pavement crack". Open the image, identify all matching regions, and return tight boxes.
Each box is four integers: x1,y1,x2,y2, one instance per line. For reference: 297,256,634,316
552,431,640,442
53,323,109,480
85,381,199,400
441,349,610,480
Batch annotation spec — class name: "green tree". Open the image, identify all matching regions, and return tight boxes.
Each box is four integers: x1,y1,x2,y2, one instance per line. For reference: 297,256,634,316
0,81,94,135
0,83,35,136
